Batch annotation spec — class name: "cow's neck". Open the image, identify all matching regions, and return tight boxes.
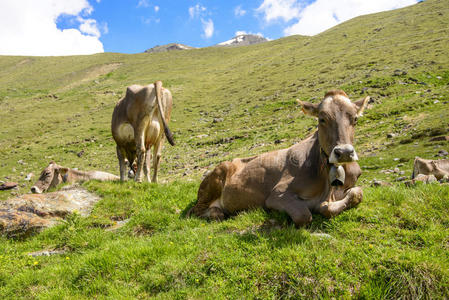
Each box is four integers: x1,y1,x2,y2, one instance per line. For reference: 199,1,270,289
293,131,331,181
312,131,331,176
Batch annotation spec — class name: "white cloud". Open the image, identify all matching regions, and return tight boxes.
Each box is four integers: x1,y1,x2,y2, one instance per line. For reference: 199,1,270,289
137,0,150,8
189,4,206,19
256,0,302,23
234,5,246,17
284,0,418,36
154,5,160,12
0,0,104,56
78,18,101,37
257,0,418,36
201,18,214,38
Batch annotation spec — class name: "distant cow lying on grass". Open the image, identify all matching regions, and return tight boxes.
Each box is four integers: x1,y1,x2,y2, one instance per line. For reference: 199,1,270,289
111,81,174,183
30,162,119,194
188,90,370,227
411,157,449,182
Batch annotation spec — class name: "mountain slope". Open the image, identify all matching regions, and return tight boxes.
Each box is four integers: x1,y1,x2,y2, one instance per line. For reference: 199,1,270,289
0,0,448,298
144,43,195,53
216,34,268,47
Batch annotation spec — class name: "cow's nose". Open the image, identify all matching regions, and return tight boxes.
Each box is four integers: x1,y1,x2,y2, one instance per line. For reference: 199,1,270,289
333,148,344,158
30,186,41,194
329,144,358,163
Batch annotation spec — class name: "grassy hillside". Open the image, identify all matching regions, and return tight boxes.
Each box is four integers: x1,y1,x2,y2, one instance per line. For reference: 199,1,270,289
0,0,448,298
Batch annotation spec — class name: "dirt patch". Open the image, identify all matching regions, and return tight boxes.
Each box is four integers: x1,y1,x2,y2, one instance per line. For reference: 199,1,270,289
59,63,122,91
17,59,32,66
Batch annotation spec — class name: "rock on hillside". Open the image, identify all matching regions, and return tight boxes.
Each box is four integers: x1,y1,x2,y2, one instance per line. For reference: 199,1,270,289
144,43,195,53
0,185,100,237
216,34,268,47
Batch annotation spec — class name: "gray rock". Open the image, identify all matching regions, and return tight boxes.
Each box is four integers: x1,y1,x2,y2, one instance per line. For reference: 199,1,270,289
28,249,67,257
311,232,333,239
371,180,392,187
437,150,448,157
396,176,408,182
0,186,100,237
105,219,130,232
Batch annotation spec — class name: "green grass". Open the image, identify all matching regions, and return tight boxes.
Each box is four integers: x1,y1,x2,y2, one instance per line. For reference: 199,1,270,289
0,182,448,298
1,0,449,298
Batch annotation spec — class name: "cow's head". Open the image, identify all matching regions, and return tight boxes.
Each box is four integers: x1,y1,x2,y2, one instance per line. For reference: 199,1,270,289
298,90,369,165
30,162,68,193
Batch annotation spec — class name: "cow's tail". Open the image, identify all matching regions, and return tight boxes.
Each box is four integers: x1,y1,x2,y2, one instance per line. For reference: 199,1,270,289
154,80,175,146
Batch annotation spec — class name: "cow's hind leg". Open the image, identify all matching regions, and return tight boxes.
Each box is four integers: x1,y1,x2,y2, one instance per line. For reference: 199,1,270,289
151,139,163,183
187,161,234,220
134,117,150,182
318,187,363,218
144,147,152,182
116,146,127,181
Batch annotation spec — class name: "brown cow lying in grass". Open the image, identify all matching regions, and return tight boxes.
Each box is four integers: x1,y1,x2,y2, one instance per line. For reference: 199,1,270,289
188,90,370,227
412,157,449,180
30,162,119,194
410,157,449,183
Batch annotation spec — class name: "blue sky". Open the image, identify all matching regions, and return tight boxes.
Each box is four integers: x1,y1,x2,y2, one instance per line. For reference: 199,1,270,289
0,0,418,56
86,0,281,52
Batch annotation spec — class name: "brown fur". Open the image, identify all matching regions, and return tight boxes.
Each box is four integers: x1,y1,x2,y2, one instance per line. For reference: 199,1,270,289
188,91,369,227
31,162,119,194
324,89,348,98
412,157,449,180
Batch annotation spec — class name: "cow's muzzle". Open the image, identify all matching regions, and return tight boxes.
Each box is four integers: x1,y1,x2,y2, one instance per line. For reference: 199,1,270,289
329,144,358,164
30,186,42,194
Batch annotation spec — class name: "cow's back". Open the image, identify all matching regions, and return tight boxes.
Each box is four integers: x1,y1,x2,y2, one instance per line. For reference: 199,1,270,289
111,84,156,146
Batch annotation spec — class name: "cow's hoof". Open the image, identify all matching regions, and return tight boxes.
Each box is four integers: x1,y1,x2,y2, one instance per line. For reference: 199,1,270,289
348,187,363,208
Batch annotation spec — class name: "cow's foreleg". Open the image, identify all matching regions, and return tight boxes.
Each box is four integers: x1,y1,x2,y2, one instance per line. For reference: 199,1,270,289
266,191,312,227
116,146,127,181
151,140,163,183
318,187,363,218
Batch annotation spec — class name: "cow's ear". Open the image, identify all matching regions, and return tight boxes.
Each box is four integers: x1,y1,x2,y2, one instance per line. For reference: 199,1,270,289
297,99,318,117
354,96,370,117
58,167,69,175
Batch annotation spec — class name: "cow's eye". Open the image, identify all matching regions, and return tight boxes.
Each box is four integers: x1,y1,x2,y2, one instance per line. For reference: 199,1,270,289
319,118,326,124
354,117,358,124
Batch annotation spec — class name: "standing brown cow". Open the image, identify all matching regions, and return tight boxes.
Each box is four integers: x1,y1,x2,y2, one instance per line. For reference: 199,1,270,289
188,90,370,227
111,81,174,182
